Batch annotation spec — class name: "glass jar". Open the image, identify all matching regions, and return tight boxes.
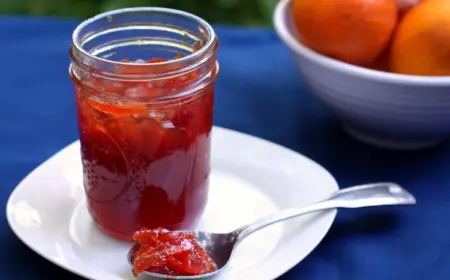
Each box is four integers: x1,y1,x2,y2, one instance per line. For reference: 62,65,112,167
69,7,219,240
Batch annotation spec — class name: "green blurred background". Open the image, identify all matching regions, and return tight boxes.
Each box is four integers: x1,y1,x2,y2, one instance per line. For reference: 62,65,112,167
0,0,278,26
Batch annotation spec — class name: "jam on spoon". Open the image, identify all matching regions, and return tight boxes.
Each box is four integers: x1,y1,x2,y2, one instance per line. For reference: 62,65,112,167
131,228,217,276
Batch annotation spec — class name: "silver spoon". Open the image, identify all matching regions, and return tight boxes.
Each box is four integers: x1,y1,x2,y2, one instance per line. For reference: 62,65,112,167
128,182,415,279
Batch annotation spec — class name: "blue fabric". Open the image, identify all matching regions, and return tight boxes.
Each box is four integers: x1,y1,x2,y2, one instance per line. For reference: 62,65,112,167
1,16,449,280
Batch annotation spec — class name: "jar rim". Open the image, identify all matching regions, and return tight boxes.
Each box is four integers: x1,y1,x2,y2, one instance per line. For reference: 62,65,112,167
71,7,217,70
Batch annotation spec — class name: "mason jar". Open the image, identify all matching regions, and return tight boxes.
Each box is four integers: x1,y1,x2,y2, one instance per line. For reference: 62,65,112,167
69,7,219,240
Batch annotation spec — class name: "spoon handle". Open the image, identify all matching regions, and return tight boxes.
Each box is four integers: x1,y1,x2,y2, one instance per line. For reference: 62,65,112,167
237,182,416,241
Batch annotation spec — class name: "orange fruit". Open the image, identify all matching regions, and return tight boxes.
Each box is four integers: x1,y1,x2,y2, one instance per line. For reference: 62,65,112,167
397,0,420,17
397,0,433,17
397,0,419,12
390,0,450,76
397,0,419,10
365,49,391,72
292,0,398,65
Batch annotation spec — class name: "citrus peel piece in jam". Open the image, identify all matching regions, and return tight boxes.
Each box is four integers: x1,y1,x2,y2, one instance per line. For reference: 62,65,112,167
131,228,217,276
86,98,147,117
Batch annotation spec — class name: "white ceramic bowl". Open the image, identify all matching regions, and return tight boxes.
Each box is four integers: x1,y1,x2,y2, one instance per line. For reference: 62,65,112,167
274,0,450,150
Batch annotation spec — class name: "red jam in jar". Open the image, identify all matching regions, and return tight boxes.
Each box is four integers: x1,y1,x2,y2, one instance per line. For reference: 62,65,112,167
69,8,219,240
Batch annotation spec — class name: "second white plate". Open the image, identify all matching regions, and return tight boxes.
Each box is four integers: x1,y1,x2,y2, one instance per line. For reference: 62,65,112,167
6,126,338,280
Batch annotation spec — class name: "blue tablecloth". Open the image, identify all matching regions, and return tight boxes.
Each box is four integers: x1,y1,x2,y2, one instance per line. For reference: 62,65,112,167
1,16,450,280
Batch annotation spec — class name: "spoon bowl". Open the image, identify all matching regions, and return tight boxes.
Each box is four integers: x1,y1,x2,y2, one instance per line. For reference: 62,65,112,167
128,230,238,279
128,182,416,279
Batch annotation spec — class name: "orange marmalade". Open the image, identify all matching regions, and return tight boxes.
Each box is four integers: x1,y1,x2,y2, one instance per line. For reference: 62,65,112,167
69,8,219,240
131,228,217,276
